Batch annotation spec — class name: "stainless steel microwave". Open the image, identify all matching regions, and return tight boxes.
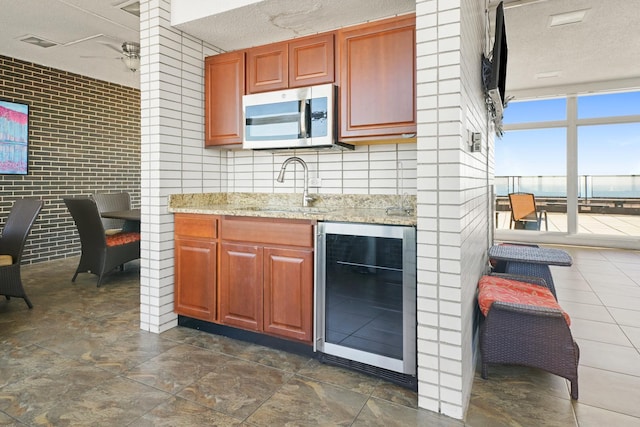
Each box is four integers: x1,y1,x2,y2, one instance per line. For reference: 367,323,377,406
242,83,352,151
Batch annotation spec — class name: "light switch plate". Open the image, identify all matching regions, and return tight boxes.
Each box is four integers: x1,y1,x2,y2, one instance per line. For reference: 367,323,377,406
470,132,482,152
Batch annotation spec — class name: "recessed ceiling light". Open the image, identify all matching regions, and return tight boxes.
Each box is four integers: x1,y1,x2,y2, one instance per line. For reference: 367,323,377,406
20,36,57,48
535,71,561,79
549,9,589,27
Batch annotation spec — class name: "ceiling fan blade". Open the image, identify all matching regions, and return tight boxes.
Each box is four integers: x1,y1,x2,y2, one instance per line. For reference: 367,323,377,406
80,55,121,60
98,42,124,55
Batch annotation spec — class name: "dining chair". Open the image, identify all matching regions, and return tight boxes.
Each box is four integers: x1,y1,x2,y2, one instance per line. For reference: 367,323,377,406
91,192,131,235
63,197,140,287
508,192,548,231
0,198,44,309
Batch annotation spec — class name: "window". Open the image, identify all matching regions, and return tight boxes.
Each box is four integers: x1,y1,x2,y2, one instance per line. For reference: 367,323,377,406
578,123,640,177
495,128,566,196
578,91,640,119
503,98,566,124
497,90,640,241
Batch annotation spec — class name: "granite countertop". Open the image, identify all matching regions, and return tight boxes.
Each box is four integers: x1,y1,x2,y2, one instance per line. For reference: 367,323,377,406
168,192,417,226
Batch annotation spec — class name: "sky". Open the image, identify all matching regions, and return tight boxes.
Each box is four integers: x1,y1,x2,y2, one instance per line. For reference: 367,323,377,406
496,91,640,176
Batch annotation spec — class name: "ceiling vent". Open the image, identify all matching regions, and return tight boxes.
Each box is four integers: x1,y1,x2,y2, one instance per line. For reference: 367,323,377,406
119,1,140,17
20,36,57,48
549,9,589,27
535,71,561,79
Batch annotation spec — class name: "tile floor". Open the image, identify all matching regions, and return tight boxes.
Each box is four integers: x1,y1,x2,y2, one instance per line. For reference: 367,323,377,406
496,211,640,235
0,246,639,426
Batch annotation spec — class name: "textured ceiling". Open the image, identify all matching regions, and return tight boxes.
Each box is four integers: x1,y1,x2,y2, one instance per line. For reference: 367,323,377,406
495,0,640,98
0,0,140,88
171,0,416,52
0,0,637,98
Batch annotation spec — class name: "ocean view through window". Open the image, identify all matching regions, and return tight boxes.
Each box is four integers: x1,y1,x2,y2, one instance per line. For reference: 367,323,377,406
495,90,640,241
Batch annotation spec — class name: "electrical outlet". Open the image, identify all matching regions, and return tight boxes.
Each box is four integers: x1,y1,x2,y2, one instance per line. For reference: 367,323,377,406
470,132,482,152
308,177,322,187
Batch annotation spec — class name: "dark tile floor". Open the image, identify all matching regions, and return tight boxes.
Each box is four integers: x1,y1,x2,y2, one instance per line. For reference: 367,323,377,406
0,245,639,426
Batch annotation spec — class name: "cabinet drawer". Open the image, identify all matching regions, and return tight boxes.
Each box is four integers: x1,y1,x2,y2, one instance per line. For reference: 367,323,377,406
175,214,218,239
221,216,314,248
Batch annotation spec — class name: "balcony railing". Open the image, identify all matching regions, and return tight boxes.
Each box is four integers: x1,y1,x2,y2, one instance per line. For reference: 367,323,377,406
495,175,640,215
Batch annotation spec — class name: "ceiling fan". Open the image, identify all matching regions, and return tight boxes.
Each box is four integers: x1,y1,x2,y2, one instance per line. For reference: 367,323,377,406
82,40,140,72
120,41,140,72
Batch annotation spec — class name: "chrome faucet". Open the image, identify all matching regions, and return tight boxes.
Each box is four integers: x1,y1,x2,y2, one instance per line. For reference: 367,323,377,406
277,157,316,207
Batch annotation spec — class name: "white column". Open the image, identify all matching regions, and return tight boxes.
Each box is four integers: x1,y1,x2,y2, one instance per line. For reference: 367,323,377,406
415,0,491,419
139,0,223,333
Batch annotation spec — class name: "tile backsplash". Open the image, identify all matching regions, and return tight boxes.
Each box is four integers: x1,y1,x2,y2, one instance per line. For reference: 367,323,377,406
225,143,417,196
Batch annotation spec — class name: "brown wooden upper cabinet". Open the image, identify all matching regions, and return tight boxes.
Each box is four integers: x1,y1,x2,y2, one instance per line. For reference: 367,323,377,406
247,33,335,94
338,15,416,140
204,15,416,148
204,51,245,147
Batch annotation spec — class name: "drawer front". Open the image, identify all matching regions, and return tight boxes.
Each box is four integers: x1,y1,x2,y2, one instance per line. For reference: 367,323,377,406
221,216,314,248
175,214,218,239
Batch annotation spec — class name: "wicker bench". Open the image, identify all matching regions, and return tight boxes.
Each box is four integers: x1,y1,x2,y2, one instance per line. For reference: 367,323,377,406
478,274,579,399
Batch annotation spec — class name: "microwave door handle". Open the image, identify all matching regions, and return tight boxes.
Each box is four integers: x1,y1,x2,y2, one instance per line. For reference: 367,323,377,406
299,100,307,138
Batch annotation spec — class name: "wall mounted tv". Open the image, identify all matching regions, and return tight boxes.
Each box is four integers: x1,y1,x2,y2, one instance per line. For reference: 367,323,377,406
483,1,508,132
0,100,29,175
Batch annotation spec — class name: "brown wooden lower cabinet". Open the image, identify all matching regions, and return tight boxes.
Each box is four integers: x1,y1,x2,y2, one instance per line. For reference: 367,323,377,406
263,246,313,342
174,214,219,321
219,216,315,343
175,214,315,344
219,242,263,331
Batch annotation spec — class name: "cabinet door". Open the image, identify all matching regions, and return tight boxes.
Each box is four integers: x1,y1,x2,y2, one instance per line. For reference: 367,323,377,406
219,242,263,331
247,42,288,93
204,51,245,146
338,15,416,139
289,34,334,88
174,237,217,321
263,246,313,343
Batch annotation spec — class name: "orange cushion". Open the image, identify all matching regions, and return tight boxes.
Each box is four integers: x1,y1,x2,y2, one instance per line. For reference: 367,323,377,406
106,231,141,247
478,275,570,325
0,254,13,266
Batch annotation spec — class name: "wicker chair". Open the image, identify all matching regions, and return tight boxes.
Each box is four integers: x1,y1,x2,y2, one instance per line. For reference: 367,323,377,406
478,273,579,399
489,243,559,300
91,192,131,235
0,199,44,309
63,197,140,286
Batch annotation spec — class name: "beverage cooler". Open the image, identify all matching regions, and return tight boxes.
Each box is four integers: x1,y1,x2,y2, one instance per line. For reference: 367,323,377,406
315,222,417,388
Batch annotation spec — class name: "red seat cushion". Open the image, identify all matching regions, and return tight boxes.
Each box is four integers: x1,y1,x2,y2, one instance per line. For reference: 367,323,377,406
478,275,570,325
106,231,141,247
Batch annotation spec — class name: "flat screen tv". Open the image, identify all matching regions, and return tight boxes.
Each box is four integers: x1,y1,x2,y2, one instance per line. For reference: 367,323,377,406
481,1,508,134
489,1,508,109
0,99,29,175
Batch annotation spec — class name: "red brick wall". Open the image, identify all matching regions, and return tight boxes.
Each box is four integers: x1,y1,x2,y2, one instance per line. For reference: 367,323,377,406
0,55,141,264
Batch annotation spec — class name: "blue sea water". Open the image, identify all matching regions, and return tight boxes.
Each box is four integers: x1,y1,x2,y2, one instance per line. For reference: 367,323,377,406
495,175,640,198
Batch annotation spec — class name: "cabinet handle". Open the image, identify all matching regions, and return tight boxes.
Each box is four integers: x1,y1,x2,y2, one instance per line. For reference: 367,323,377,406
299,100,308,138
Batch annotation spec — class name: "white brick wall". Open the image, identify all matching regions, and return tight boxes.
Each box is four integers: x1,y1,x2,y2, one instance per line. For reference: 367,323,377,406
226,145,417,196
415,0,490,419
139,0,224,333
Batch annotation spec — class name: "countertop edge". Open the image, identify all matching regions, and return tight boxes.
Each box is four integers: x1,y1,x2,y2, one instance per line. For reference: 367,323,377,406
168,206,417,226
